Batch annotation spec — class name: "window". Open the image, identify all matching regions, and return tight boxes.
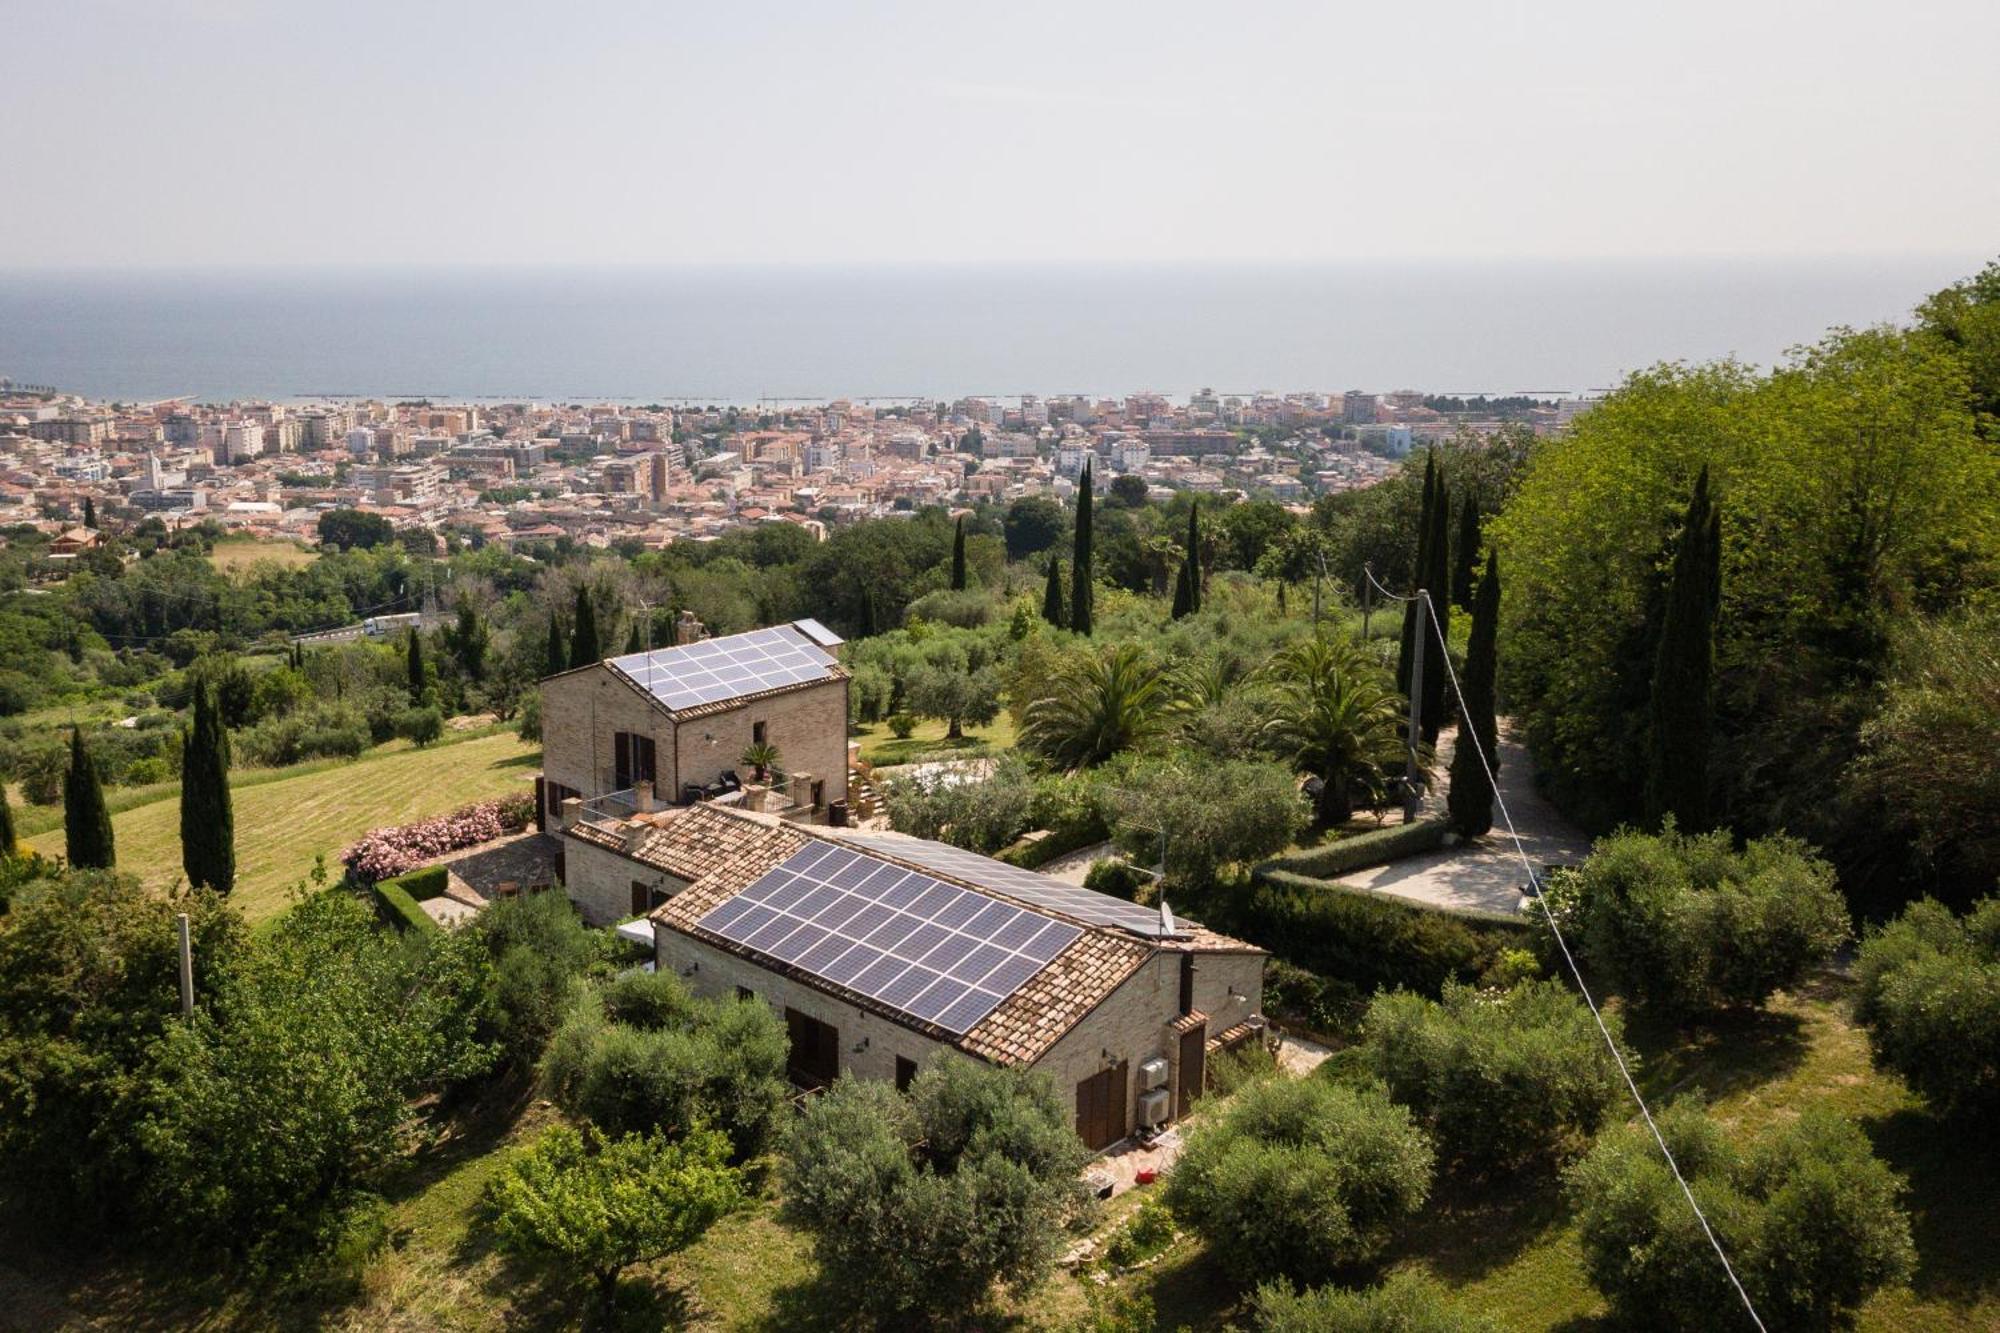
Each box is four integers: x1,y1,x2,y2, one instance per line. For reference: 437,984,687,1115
895,1056,918,1092
613,731,657,791
752,720,767,746
630,880,672,916
784,1008,841,1087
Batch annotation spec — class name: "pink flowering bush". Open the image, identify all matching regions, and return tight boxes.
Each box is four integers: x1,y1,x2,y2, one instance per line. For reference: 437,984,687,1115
341,796,534,883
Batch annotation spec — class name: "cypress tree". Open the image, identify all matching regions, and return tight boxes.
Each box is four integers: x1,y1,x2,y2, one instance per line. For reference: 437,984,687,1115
950,516,968,591
1397,454,1437,696
1646,466,1721,831
1071,462,1094,636
180,681,235,894
569,586,599,670
63,727,115,870
1042,556,1067,629
1448,552,1501,837
1452,494,1481,610
546,611,566,676
406,629,426,702
1186,501,1202,613
1421,477,1452,745
0,780,16,857
859,586,878,638
625,619,644,654
1171,556,1193,620
82,496,97,529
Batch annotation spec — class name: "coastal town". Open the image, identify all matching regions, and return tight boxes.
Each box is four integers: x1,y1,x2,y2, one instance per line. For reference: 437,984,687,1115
0,381,1582,551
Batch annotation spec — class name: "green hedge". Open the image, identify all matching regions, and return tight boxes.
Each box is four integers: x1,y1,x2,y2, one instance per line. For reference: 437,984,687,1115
996,818,1106,870
371,869,444,933
1224,868,1529,997
1264,817,1451,879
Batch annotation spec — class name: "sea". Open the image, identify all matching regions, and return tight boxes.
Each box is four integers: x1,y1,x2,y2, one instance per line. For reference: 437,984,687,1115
0,257,1982,405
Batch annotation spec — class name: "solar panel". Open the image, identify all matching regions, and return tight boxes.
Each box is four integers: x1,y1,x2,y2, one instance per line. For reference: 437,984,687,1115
607,623,840,713
829,831,1179,937
791,617,845,649
693,845,1083,1035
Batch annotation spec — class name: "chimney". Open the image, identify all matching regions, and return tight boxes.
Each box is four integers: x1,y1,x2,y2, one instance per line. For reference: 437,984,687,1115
633,780,654,813
673,610,705,645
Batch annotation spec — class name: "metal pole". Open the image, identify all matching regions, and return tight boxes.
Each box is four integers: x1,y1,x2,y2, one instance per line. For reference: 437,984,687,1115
1362,563,1373,642
176,912,194,1019
1404,596,1426,824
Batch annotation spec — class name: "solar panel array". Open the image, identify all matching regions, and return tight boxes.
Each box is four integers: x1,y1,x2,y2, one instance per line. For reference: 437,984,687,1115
790,617,843,649
833,830,1176,937
694,843,1083,1034
608,625,838,712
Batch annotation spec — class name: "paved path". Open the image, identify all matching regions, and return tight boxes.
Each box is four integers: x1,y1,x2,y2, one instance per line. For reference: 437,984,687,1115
1335,719,1591,915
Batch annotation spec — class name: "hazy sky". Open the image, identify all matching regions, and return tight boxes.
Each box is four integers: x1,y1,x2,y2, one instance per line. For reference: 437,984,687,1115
5,0,1997,268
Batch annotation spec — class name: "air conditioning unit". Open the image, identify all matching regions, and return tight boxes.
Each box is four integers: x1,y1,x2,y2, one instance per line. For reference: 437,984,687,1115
1137,1056,1170,1091
1137,1087,1171,1129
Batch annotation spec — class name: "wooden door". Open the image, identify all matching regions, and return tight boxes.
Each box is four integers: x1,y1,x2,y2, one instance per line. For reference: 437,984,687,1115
785,1008,840,1088
1177,1026,1207,1116
1075,1061,1129,1151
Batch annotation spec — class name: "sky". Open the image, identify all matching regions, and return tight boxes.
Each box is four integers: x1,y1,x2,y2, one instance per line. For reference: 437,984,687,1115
3,0,1997,269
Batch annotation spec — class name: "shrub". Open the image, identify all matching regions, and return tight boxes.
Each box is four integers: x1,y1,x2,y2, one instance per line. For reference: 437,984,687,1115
1164,1076,1433,1285
1103,1197,1177,1269
1362,980,1628,1173
1233,871,1531,998
882,754,1038,854
487,1122,740,1315
396,705,444,747
1567,1103,1913,1331
888,711,917,739
1539,825,1850,1019
371,878,438,934
779,1057,1090,1323
1084,856,1152,902
474,891,612,1063
340,798,522,882
542,976,789,1160
1853,896,2000,1118
1252,1272,1502,1333
1263,818,1450,879
1107,755,1309,893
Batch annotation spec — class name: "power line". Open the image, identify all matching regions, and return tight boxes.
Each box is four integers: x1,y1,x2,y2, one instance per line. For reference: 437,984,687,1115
1414,587,1767,1333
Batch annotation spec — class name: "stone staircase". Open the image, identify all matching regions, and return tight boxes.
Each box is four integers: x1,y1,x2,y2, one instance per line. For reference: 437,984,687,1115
847,766,886,824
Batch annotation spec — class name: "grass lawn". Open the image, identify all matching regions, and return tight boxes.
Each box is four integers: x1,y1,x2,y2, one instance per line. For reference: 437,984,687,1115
23,729,541,924
853,712,1016,768
3,979,1992,1330
207,536,319,573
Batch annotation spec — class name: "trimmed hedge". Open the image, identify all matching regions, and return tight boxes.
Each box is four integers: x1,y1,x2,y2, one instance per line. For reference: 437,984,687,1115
1227,868,1529,998
389,865,449,901
1263,816,1451,879
371,877,439,933
995,818,1106,870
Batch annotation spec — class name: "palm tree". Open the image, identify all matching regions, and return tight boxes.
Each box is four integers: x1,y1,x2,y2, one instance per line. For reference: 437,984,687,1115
1021,643,1183,770
1261,636,1407,826
741,741,783,784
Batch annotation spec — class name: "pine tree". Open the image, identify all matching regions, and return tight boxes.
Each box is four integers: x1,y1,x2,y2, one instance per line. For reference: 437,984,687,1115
180,682,235,893
950,516,968,591
1420,478,1452,745
1646,467,1722,831
1447,552,1501,838
569,586,599,670
82,496,97,529
63,727,115,870
546,611,567,676
1071,462,1094,636
1452,494,1481,610
0,780,16,858
406,629,427,702
1042,556,1067,629
1397,454,1437,697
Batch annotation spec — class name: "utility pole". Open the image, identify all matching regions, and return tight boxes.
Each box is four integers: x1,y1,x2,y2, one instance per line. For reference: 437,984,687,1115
1362,562,1373,643
176,912,194,1019
1403,595,1427,824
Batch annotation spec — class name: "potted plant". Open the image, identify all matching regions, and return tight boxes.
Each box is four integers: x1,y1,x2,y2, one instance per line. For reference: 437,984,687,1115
741,740,782,784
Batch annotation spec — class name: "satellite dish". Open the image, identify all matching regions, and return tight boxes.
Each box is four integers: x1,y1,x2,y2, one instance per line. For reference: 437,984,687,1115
1159,899,1176,936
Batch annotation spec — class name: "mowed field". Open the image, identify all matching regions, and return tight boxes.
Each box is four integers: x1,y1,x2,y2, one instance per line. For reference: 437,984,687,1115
206,537,320,573
26,730,541,923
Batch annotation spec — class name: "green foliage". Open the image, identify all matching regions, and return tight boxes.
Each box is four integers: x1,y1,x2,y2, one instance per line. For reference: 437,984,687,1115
1235,867,1530,999
1853,896,2000,1118
1164,1075,1434,1285
1567,1103,1914,1331
568,585,599,670
1005,495,1067,561
1083,856,1150,901
317,508,395,551
950,514,968,590
1446,553,1499,838
1022,642,1183,769
779,1057,1090,1322
1252,1272,1502,1333
1362,980,1628,1173
1263,818,1450,879
62,726,116,869
473,890,613,1064
1072,462,1095,636
1645,466,1722,831
371,877,438,933
1107,754,1307,893
487,1122,740,1312
1103,1197,1177,1268
1043,554,1068,628
1261,635,1406,825
179,680,235,893
541,975,788,1160
138,887,493,1254
883,754,1040,854
1539,825,1850,1019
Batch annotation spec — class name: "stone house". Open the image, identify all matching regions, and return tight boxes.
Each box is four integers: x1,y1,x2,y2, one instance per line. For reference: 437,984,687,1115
537,615,849,828
554,801,1267,1151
